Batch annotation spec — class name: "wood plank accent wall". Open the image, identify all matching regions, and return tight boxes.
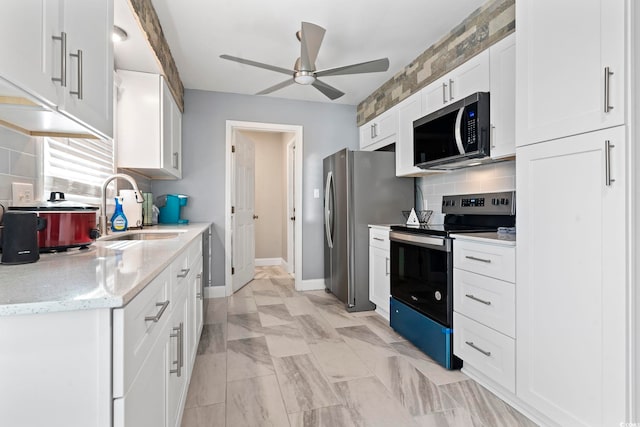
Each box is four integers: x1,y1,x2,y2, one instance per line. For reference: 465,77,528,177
128,0,185,112
356,0,514,126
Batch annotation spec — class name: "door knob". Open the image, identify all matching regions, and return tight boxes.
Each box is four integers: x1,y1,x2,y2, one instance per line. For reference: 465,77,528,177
290,216,296,221
253,215,259,219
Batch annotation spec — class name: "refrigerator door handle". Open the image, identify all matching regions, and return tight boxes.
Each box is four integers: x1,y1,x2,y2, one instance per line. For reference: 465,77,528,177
324,171,334,249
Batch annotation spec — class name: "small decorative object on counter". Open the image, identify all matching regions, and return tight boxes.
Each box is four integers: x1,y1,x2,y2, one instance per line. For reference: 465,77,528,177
404,208,420,226
111,197,128,232
402,209,433,224
157,194,189,224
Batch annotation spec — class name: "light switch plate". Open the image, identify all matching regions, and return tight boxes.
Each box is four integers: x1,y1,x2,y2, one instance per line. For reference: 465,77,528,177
313,188,320,199
12,182,34,206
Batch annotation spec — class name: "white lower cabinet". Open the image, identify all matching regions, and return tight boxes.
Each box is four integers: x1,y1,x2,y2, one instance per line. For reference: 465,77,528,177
453,237,516,393
368,227,391,320
113,236,204,427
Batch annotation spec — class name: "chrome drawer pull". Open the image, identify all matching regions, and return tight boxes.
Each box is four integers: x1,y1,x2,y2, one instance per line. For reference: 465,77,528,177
169,322,184,377
177,268,190,278
465,341,491,357
144,300,170,322
465,294,491,305
69,50,83,99
465,255,491,263
373,237,385,242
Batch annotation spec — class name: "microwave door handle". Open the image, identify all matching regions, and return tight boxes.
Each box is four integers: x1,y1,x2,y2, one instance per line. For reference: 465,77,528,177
454,106,466,154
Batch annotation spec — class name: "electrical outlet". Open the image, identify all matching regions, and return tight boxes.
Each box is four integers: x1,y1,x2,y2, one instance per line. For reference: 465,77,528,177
423,200,429,210
12,182,34,206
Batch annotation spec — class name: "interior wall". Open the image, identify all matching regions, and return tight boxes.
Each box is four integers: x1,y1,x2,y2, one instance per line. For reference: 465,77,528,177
415,160,515,219
0,127,37,208
152,90,358,286
243,130,285,261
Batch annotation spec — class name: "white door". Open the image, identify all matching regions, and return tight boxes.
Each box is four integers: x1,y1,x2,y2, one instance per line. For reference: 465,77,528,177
515,125,626,426
516,0,624,146
232,131,256,292
286,138,295,274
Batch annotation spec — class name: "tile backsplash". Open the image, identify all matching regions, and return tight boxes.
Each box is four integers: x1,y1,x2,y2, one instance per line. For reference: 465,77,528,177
415,160,515,215
0,127,37,207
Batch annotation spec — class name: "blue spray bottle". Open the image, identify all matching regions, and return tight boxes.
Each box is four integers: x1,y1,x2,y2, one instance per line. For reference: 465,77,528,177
111,197,128,232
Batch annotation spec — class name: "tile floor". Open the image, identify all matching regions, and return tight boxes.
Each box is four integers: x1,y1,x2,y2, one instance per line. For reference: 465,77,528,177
181,266,537,427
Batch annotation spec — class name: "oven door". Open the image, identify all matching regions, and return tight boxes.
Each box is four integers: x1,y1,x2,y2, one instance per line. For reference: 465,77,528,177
389,231,452,326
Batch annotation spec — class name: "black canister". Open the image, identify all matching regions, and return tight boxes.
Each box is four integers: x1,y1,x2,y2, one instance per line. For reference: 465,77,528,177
0,211,43,264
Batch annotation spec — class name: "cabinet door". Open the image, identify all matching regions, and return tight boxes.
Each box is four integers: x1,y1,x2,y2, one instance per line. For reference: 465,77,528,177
166,292,189,427
516,126,626,425
395,92,425,176
188,258,204,364
61,0,113,138
516,0,624,146
171,96,182,178
0,1,61,105
113,334,167,427
422,77,448,116
359,123,373,150
161,78,181,179
369,246,390,317
489,34,516,159
449,50,490,101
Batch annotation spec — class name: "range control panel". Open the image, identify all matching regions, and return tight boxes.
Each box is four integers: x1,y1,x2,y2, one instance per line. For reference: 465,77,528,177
442,191,515,215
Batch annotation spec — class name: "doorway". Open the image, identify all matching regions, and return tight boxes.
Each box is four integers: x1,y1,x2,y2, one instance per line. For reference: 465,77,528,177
225,121,303,296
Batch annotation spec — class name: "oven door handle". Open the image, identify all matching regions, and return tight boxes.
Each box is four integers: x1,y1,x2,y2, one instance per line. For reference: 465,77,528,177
389,231,450,252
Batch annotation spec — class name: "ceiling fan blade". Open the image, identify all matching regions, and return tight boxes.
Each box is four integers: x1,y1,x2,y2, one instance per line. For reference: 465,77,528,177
220,54,293,75
299,22,326,71
256,78,295,95
312,79,345,100
315,58,390,77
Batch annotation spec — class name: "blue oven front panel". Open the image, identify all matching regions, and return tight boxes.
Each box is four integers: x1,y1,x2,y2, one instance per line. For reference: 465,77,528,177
390,297,462,370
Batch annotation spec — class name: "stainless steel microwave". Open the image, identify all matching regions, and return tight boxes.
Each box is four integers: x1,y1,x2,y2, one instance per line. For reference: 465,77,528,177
413,92,490,170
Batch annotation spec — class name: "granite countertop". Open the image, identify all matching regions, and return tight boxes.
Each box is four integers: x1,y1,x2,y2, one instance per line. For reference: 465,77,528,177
451,231,516,246
0,223,211,316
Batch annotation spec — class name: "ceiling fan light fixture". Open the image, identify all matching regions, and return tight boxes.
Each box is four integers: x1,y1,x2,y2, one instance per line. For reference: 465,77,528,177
294,71,315,85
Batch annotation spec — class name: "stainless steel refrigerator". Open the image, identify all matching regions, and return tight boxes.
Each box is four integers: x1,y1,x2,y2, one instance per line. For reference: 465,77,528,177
323,149,413,311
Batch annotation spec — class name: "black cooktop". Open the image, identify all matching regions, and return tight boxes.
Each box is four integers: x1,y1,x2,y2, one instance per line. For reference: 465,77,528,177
390,223,499,237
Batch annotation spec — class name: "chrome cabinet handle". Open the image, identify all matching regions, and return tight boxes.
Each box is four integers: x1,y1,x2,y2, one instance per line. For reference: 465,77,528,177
373,237,385,242
490,124,496,149
177,268,190,278
144,300,170,322
169,322,184,377
69,50,83,99
604,66,614,113
449,78,454,100
605,140,615,186
172,152,179,169
442,82,448,103
51,32,67,87
385,257,390,276
465,255,491,263
465,341,491,357
465,294,491,305
196,273,203,300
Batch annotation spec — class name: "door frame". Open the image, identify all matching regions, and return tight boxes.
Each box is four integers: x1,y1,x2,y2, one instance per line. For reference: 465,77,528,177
286,136,296,275
225,120,303,296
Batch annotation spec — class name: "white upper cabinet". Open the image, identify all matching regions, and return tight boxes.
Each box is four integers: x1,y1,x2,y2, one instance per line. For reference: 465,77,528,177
422,50,490,116
0,0,113,138
117,70,182,179
0,1,62,105
489,34,516,159
359,107,398,151
516,0,624,146
395,92,425,177
59,0,114,138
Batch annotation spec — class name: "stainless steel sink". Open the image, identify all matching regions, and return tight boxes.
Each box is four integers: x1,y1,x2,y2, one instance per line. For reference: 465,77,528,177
102,232,182,241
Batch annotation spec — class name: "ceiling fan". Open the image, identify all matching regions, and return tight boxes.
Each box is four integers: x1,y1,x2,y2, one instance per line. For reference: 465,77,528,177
220,22,390,100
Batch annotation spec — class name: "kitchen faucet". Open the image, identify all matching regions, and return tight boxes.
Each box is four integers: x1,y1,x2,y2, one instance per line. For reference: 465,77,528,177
99,173,144,236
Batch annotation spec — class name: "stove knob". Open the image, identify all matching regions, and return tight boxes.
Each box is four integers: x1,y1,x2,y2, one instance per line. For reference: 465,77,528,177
434,291,442,301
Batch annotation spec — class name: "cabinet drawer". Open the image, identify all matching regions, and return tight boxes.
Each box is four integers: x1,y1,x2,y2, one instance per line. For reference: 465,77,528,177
369,228,390,251
453,239,515,282
453,312,515,392
170,247,190,297
453,269,515,338
113,268,171,398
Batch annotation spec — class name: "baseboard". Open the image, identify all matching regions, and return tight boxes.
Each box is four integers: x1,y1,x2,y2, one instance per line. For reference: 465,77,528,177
297,279,325,291
281,259,290,272
255,257,285,267
204,286,227,299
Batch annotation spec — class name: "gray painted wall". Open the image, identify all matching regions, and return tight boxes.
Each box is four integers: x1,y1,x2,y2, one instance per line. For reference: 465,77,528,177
152,90,358,286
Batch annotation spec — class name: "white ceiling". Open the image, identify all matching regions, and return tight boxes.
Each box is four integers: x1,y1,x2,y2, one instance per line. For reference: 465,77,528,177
141,0,487,106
